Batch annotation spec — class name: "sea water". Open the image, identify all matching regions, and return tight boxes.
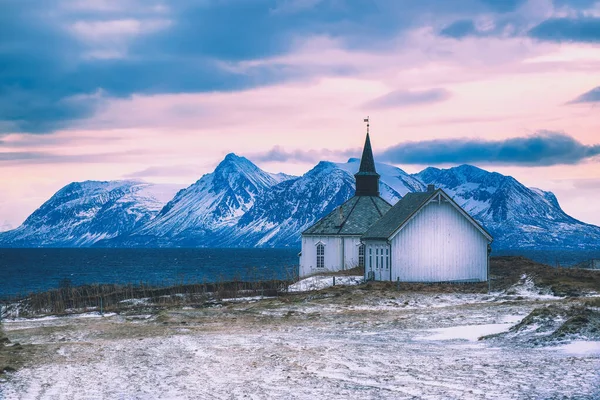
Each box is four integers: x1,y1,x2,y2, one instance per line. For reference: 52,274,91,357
0,248,299,298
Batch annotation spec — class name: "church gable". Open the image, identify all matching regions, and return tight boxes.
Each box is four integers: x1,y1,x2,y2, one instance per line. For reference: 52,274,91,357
362,188,492,242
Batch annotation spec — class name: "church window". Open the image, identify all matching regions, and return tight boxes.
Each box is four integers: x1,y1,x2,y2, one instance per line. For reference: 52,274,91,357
358,244,365,268
316,243,325,268
376,248,379,268
369,248,372,270
385,248,389,269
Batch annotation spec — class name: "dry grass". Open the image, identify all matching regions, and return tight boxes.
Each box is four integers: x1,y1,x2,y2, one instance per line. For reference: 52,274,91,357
490,256,600,296
0,328,30,377
4,278,294,318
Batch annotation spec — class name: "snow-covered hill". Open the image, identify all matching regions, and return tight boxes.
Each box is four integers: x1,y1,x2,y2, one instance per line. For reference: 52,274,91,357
97,153,297,247
2,155,599,250
416,165,600,249
0,181,182,247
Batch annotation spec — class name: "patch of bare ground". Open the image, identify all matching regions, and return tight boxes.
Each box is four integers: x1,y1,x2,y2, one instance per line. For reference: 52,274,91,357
0,327,33,379
490,256,600,296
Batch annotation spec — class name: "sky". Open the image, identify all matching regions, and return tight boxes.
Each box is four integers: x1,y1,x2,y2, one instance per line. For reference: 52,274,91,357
0,0,599,231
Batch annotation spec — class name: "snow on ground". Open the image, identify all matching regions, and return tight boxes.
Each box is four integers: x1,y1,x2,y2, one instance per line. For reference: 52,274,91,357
507,274,558,299
287,275,363,292
417,315,524,342
417,323,514,342
558,341,600,355
220,296,276,303
1,292,599,399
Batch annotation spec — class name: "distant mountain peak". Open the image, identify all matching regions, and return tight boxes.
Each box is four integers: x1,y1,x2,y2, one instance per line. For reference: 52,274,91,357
3,157,599,250
217,153,254,168
311,161,338,171
0,181,182,247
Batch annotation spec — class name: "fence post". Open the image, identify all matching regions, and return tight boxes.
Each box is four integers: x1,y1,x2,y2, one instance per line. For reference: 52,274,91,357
333,276,335,286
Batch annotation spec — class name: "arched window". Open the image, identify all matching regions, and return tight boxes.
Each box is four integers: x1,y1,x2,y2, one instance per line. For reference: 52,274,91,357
358,244,365,268
316,243,325,269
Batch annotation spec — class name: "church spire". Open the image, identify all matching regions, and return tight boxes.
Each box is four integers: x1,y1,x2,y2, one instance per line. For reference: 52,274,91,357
355,117,380,196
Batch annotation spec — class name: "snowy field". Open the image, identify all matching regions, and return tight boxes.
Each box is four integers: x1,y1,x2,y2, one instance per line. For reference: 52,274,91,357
1,286,599,399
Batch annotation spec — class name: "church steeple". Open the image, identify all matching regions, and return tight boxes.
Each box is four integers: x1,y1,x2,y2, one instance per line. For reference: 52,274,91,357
355,119,380,196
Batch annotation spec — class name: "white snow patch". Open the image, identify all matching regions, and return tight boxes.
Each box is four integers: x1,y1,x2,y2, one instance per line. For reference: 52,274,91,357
3,312,116,323
558,341,600,355
417,323,514,341
507,274,559,299
119,298,151,306
288,275,363,292
220,296,275,303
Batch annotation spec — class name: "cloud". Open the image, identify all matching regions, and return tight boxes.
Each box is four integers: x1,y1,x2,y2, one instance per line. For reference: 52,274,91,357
478,0,526,12
364,88,452,109
570,178,600,190
569,86,600,103
440,20,479,38
249,146,355,164
250,132,600,167
0,150,145,165
529,17,600,43
2,0,598,134
123,165,201,179
378,131,600,166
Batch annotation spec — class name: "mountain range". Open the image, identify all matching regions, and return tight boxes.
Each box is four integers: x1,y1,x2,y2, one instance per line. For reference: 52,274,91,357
1,153,599,250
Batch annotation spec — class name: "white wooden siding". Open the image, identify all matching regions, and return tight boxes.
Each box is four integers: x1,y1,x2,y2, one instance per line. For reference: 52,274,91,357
299,236,362,277
389,200,489,282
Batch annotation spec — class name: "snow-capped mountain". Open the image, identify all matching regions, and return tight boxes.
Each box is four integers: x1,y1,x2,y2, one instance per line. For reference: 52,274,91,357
233,161,355,247
231,159,425,247
416,165,600,249
0,181,182,247
2,155,599,250
97,153,296,247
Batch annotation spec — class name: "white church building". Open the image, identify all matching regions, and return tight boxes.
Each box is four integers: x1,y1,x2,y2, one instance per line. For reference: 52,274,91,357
299,125,493,282
299,131,392,277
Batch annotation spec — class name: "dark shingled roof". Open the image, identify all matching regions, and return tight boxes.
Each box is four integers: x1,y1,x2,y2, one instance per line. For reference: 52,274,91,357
355,133,378,176
302,196,392,236
361,191,435,240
